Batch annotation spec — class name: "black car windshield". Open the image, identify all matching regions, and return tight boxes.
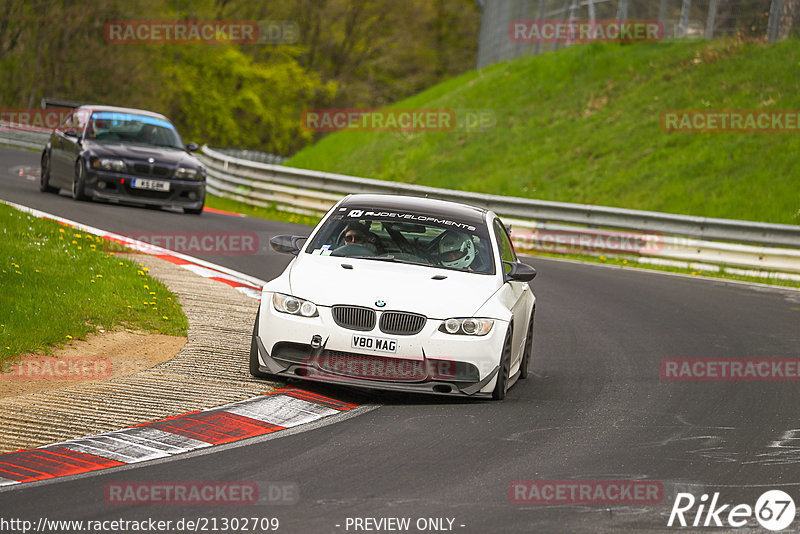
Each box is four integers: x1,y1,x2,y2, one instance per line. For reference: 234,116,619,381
305,207,495,275
85,112,183,149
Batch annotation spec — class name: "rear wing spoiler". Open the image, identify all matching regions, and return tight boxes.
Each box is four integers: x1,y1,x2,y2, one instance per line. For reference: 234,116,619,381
40,98,83,109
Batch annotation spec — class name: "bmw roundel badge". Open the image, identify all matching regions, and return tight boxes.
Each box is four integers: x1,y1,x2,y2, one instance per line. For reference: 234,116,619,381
375,300,386,307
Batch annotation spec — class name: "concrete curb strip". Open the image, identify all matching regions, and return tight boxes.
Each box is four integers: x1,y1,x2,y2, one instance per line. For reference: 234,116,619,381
0,252,269,454
0,201,361,486
0,388,358,487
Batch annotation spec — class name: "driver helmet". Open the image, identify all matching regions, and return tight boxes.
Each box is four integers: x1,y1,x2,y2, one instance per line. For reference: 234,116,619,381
343,222,372,245
439,231,476,269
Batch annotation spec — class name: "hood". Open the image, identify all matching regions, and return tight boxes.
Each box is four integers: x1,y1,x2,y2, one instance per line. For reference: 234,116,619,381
288,255,501,319
85,142,199,166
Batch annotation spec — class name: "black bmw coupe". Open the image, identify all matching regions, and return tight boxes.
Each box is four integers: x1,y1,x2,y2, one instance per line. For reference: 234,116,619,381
40,105,206,214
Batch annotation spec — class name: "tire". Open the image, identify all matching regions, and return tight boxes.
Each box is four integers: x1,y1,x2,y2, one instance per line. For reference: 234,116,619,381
184,195,205,215
492,327,513,400
519,308,535,379
39,152,58,193
249,307,272,379
71,159,87,200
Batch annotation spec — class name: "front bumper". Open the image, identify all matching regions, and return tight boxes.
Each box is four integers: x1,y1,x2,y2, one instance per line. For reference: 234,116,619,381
254,299,506,398
84,170,205,210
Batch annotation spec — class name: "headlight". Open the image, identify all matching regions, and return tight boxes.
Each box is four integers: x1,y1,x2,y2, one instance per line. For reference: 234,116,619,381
439,318,494,336
92,158,126,172
174,167,199,180
272,293,318,317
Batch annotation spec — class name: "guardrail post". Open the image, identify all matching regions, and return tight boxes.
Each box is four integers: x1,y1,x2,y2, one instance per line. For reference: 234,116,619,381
705,0,718,39
768,0,786,42
678,0,691,37
535,0,547,55
616,0,628,20
567,0,580,45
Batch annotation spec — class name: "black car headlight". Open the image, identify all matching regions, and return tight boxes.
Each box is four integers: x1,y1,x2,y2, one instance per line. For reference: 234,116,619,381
174,167,200,180
439,318,494,336
92,158,126,172
272,293,319,317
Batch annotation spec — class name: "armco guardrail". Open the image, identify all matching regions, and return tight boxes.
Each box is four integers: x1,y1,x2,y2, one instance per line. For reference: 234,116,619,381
2,128,798,275
198,146,800,250
0,126,50,151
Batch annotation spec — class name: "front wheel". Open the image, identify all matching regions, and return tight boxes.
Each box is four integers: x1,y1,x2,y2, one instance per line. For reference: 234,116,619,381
184,196,205,215
249,307,273,379
72,159,87,200
492,327,513,400
519,308,535,379
40,152,58,193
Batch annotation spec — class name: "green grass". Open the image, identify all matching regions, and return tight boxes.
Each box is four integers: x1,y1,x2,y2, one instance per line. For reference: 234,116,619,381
0,204,188,367
287,38,800,225
205,194,320,227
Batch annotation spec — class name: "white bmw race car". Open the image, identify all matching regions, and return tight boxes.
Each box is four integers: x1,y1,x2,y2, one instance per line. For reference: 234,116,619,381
250,194,536,400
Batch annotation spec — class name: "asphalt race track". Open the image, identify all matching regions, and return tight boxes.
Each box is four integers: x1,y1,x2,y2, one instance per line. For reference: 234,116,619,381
2,145,800,533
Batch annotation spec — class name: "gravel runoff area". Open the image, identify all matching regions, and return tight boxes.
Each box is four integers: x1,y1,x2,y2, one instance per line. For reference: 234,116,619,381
0,253,277,453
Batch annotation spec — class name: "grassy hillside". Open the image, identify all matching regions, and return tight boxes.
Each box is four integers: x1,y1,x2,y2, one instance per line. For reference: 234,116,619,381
287,39,800,225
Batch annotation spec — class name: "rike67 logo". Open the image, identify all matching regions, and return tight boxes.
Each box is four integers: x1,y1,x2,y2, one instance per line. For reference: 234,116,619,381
668,490,796,531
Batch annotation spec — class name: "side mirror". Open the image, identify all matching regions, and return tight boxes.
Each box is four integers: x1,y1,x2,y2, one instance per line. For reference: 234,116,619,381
185,142,199,152
503,261,536,282
270,235,307,255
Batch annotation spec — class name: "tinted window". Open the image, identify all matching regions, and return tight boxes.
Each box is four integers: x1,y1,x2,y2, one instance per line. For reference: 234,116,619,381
493,218,517,274
306,206,495,274
85,112,182,148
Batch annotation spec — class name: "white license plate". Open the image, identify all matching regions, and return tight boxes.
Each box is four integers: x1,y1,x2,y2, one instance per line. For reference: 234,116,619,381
131,178,170,191
351,335,397,354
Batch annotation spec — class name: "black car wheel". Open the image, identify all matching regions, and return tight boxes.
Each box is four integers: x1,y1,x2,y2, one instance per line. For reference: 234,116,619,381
249,306,274,379
184,202,204,215
71,159,87,200
492,326,513,400
519,308,535,379
39,152,58,193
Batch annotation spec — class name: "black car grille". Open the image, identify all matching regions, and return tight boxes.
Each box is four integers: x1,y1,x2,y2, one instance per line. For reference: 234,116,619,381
131,163,173,178
379,311,426,335
317,350,426,381
332,306,376,331
132,163,150,175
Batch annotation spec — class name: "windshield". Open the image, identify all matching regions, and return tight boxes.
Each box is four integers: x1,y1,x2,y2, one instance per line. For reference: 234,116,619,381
305,206,495,275
85,111,183,148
